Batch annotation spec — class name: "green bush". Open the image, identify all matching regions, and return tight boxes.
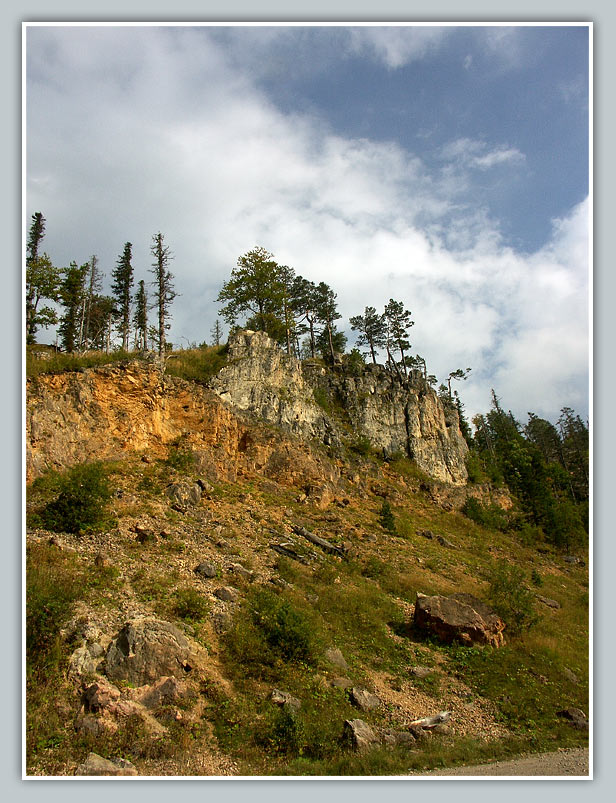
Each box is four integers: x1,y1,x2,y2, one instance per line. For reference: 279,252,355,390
461,497,509,532
165,439,195,472
227,588,320,668
37,462,114,535
487,560,540,634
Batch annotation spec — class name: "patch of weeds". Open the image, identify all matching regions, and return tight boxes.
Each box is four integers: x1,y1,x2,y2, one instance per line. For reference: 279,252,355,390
165,438,195,473
164,343,228,384
312,387,331,414
172,587,209,622
29,461,116,535
349,436,373,457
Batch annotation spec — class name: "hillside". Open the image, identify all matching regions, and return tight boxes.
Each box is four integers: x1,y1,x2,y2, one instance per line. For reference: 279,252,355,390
25,334,589,777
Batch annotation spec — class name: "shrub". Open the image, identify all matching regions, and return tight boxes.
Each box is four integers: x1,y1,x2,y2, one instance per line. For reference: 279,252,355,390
487,560,540,634
461,497,509,532
173,587,209,622
378,500,396,534
37,462,114,535
165,439,195,472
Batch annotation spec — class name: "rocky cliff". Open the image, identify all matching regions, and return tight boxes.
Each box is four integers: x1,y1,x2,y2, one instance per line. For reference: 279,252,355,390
26,330,468,486
210,331,468,485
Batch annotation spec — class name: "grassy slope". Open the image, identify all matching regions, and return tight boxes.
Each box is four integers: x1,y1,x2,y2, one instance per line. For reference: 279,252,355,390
25,352,589,777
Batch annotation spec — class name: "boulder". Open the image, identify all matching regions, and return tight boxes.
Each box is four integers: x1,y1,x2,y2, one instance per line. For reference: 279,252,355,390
166,481,203,509
214,586,240,602
75,752,138,776
270,689,301,712
342,719,379,752
105,618,204,685
557,707,589,730
349,687,381,711
413,592,505,647
325,647,348,670
194,561,219,578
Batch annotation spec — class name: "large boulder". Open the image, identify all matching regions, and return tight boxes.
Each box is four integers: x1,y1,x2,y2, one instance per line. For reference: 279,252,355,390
413,592,505,647
342,719,379,752
105,618,206,685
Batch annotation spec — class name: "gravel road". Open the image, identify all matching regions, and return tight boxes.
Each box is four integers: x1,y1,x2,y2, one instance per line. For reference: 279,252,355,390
408,747,590,777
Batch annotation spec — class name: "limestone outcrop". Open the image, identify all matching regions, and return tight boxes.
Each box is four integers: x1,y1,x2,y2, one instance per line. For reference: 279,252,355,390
210,330,468,484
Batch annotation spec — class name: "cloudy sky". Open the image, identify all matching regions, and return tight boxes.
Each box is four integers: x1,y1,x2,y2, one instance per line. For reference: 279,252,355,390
25,23,590,425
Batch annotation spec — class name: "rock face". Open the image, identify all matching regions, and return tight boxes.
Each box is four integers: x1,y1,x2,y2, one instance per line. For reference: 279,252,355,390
25,330,468,486
210,331,468,484
413,592,506,647
105,618,206,685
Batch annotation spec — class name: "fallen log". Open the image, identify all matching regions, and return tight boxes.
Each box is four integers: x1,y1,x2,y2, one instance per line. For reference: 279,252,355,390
291,525,347,559
409,711,451,730
269,543,311,564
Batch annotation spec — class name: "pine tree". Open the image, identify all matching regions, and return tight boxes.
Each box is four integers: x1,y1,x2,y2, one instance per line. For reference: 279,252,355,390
58,262,88,353
150,232,177,356
349,306,387,364
210,318,224,347
111,242,134,351
81,255,104,350
133,279,148,351
25,212,60,343
384,299,414,377
314,282,343,365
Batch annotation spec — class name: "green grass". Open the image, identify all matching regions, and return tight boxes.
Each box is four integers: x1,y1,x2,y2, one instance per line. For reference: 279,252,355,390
164,344,228,384
26,347,135,379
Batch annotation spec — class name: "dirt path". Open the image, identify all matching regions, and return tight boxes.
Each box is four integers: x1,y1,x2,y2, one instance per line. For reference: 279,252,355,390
408,747,590,777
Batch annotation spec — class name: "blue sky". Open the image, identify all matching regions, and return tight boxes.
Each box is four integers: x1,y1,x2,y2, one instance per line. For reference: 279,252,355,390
25,24,590,425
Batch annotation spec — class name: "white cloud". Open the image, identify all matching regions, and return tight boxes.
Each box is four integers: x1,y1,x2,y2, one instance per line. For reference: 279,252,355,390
26,26,589,425
346,26,451,69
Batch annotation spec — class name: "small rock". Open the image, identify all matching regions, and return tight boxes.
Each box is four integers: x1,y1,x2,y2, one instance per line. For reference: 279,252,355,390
436,534,455,548
537,595,561,609
94,552,109,568
325,647,348,670
563,667,579,684
82,677,121,713
342,719,379,752
349,687,381,711
194,562,218,579
271,689,301,712
227,562,253,581
557,707,588,730
330,676,353,689
75,752,138,776
211,611,232,633
410,666,433,679
417,529,434,540
214,586,240,603
383,730,416,748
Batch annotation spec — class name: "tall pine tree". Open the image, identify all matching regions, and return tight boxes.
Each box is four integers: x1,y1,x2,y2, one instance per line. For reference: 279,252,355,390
111,242,134,351
150,233,176,356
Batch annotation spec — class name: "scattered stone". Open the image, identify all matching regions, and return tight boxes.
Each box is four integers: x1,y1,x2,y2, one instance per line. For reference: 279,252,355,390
211,611,233,634
563,556,585,566
105,617,205,685
414,592,506,647
563,667,579,684
537,595,561,609
166,481,203,510
214,586,240,603
227,562,254,581
133,676,185,710
271,689,301,712
417,529,434,540
94,552,109,568
325,647,348,670
48,535,76,552
350,687,381,711
68,643,105,679
75,752,138,776
431,724,452,735
194,562,219,579
82,677,121,712
382,729,416,748
557,708,589,730
342,719,379,752
159,529,173,539
408,725,429,741
436,534,456,548
330,676,353,689
410,666,433,679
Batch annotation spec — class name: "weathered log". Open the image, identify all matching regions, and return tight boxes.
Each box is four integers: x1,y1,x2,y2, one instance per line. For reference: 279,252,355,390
291,525,347,559
269,543,311,564
409,711,451,730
